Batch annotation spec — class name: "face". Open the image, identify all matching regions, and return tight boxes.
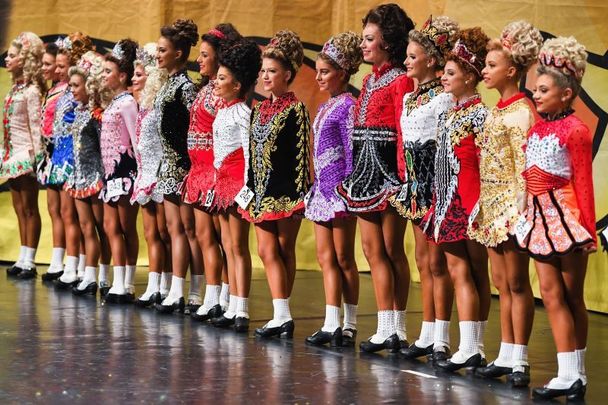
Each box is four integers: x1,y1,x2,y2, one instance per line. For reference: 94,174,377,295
69,73,87,104
260,57,290,94
315,58,345,95
532,73,572,116
441,60,473,98
157,36,181,71
5,46,23,75
101,60,123,91
196,41,218,78
131,64,147,92
361,23,389,66
404,41,432,80
214,65,241,102
55,53,70,82
42,52,57,81
482,50,516,90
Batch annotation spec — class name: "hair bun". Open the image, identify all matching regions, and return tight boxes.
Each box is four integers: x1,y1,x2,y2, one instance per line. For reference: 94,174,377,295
264,29,304,72
409,15,459,68
499,20,543,69
320,31,363,75
219,38,262,94
173,19,199,47
539,36,587,81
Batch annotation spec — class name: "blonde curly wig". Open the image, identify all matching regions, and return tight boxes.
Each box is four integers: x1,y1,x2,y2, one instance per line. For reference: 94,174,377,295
537,36,587,98
487,20,543,76
68,51,109,109
263,30,304,83
11,32,46,93
319,31,363,77
134,42,168,109
409,15,459,69
58,32,95,67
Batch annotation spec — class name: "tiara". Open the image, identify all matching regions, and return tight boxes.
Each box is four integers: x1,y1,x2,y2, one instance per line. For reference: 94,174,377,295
208,29,225,40
419,16,452,58
452,39,482,76
55,36,72,51
136,46,156,69
539,51,584,80
111,42,124,61
500,31,513,51
321,37,351,72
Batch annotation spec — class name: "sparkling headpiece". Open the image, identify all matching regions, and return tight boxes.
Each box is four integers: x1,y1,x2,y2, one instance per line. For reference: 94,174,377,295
452,39,482,77
136,44,157,69
500,31,513,51
55,36,72,51
111,42,125,61
419,16,452,58
321,37,351,72
539,50,584,80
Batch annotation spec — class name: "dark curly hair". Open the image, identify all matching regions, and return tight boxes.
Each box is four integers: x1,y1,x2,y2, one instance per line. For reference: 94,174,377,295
160,18,199,62
362,3,414,66
446,27,490,82
105,38,139,86
44,42,59,57
199,23,243,86
219,38,262,98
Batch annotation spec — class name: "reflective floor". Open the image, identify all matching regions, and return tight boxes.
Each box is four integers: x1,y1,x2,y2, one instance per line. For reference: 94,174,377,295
1,266,607,404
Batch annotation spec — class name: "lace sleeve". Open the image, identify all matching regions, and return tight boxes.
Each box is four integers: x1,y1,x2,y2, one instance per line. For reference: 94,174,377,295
508,106,534,212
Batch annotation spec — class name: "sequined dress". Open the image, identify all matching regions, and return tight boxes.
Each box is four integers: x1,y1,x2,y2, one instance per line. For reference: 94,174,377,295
37,81,68,184
131,107,164,205
47,90,77,185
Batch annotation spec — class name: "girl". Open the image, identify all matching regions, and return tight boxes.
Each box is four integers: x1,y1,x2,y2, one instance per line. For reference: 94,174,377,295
335,4,415,353
304,32,362,347
2,32,45,279
100,39,140,303
240,30,310,339
205,38,261,332
153,19,199,313
519,37,594,401
421,28,491,371
471,21,543,387
131,43,171,307
390,16,459,362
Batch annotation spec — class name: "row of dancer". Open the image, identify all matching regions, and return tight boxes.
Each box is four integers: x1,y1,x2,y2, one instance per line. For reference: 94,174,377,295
1,2,596,401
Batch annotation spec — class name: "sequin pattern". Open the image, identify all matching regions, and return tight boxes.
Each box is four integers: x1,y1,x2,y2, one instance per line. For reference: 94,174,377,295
131,107,164,205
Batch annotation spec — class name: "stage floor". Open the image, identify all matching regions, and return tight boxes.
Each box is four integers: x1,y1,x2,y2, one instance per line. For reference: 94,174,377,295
1,266,607,404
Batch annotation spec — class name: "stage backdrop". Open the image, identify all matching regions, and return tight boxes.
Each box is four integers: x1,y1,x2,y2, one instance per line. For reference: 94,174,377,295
1,1,607,311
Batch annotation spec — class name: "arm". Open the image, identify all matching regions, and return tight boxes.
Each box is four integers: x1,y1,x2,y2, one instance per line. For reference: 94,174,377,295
238,104,251,183
394,76,414,181
25,85,43,161
338,101,355,177
121,98,139,153
508,107,533,213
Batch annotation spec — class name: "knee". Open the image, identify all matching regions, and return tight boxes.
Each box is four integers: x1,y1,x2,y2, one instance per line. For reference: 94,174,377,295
507,274,530,295
79,220,96,238
539,282,564,311
316,248,337,270
166,218,184,237
258,243,279,265
361,238,382,265
231,241,249,260
144,225,160,245
103,218,120,238
182,220,196,240
385,243,406,266
158,225,171,245
335,250,356,273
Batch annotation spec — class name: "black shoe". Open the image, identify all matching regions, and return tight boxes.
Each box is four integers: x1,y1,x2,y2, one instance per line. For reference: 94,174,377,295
55,277,78,290
184,299,201,316
6,264,24,277
99,281,111,298
105,290,135,304
211,314,236,328
532,379,586,401
191,304,223,321
431,347,451,363
41,270,63,281
305,327,343,347
506,365,531,388
475,361,512,379
401,342,433,359
72,281,98,296
399,339,409,350
436,353,482,372
234,317,250,333
16,267,37,280
135,291,162,307
255,320,294,339
342,328,357,347
360,334,400,354
155,297,185,314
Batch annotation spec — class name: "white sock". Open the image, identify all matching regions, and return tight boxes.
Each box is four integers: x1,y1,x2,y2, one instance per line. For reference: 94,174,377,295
23,247,37,267
220,282,230,310
576,348,587,385
235,296,249,318
189,274,204,298
370,310,395,344
224,295,237,319
494,342,514,367
511,344,529,366
108,266,126,295
99,263,110,284
139,272,161,300
477,320,488,357
59,256,79,283
546,352,580,389
50,247,65,270
322,305,340,332
77,254,86,278
160,272,172,295
201,284,221,311
16,245,27,266
124,265,136,291
394,310,407,341
77,266,97,290
434,319,450,352
268,298,292,326
415,321,435,348
343,303,358,330
457,321,479,355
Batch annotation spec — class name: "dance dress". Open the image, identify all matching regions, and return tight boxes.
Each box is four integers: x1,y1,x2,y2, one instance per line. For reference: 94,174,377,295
210,99,250,211
421,95,488,243
64,104,104,199
390,78,453,223
516,111,596,258
130,107,164,205
1,82,42,179
240,92,311,223
305,92,355,222
47,89,77,185
37,81,68,184
99,91,138,203
154,70,197,197
181,79,225,207
336,63,413,212
469,93,533,247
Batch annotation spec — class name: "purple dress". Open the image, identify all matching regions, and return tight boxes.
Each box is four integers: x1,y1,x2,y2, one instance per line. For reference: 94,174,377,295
305,93,355,222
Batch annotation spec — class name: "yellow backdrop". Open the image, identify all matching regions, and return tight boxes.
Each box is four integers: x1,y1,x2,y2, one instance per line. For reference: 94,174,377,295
1,1,607,311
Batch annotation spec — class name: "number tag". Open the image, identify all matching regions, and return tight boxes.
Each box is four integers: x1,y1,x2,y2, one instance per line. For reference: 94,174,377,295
203,190,215,208
235,186,254,210
395,185,408,201
514,214,532,244
106,178,124,199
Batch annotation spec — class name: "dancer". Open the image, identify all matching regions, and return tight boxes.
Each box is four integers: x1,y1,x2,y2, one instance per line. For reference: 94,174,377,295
420,28,492,371
240,30,310,339
64,50,111,296
2,32,45,279
130,43,171,307
100,38,140,303
335,4,415,353
390,16,459,362
303,32,362,347
206,38,262,332
153,19,199,313
518,37,595,401
471,21,543,386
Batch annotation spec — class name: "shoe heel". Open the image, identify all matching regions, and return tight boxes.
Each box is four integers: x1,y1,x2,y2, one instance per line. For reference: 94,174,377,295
566,385,586,401
330,336,343,347
279,321,294,339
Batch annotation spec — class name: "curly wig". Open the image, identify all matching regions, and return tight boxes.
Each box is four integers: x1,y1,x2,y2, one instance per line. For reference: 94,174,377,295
160,19,199,62
11,32,46,93
487,20,543,78
362,3,415,66
446,27,490,82
263,29,304,84
219,38,262,98
537,36,587,99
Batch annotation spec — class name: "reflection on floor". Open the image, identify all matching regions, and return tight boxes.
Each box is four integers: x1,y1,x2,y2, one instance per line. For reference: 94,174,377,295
1,266,607,403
